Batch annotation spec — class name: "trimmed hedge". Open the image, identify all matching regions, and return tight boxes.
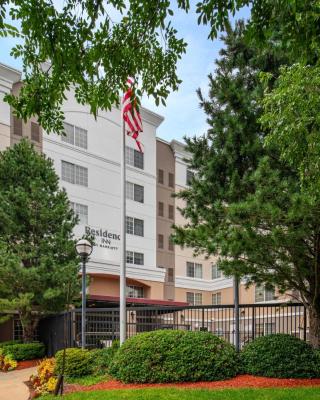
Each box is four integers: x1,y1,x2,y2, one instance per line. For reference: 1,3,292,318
0,340,22,348
109,330,239,383
90,340,120,376
55,348,93,377
241,334,320,378
2,342,45,361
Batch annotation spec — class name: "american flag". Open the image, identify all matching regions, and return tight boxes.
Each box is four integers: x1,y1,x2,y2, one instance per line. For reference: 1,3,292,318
122,77,143,152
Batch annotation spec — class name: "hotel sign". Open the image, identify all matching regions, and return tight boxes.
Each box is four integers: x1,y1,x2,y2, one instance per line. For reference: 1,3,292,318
85,226,120,252
73,224,121,263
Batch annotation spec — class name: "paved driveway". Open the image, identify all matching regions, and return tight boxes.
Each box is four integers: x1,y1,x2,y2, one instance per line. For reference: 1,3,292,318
0,367,36,400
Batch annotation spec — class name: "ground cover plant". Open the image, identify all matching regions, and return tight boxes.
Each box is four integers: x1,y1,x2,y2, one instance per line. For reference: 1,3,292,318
241,334,320,378
37,387,320,400
110,330,238,383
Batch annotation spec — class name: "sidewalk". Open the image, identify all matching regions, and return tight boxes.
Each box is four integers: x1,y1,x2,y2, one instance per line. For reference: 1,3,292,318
0,367,36,400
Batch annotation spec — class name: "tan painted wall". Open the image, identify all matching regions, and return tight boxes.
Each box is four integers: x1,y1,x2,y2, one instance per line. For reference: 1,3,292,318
175,283,289,305
10,82,43,152
0,123,10,151
88,275,165,300
156,139,175,300
174,193,219,280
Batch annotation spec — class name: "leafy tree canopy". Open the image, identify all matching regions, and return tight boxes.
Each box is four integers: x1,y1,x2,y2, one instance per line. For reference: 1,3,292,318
0,140,80,342
1,0,319,135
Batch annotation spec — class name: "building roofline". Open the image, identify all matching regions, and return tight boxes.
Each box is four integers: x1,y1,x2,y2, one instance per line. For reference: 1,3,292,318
0,62,21,87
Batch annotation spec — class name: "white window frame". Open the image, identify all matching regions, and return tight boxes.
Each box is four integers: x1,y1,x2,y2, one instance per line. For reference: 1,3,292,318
62,122,87,149
186,292,202,306
255,285,276,303
126,285,144,298
126,181,144,203
126,216,144,237
186,262,203,279
61,161,88,187
70,201,88,225
126,250,144,265
212,292,222,305
212,264,222,279
125,146,144,169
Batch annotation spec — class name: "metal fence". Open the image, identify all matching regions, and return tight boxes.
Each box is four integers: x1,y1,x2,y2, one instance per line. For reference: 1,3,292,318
40,302,307,355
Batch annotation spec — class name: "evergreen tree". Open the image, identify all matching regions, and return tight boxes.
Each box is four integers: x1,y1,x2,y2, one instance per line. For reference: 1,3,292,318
0,140,80,342
173,21,320,349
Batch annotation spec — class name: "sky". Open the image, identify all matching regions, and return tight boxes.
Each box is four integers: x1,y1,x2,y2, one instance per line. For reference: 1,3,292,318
0,3,250,143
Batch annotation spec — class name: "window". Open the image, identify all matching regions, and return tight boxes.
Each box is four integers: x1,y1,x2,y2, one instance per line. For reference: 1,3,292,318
126,251,144,265
265,322,276,335
168,236,174,251
168,172,174,188
167,267,174,283
158,234,164,249
212,292,222,305
255,285,276,302
126,182,144,203
61,161,88,186
186,262,202,278
158,169,164,184
212,264,222,279
126,285,144,298
168,204,174,220
62,122,87,149
13,116,22,136
186,292,202,305
186,169,194,185
158,202,164,217
126,216,144,236
31,122,40,142
126,146,144,169
70,202,88,225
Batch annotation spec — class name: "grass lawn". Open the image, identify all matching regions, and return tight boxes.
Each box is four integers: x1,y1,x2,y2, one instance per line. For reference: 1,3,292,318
40,387,320,399
65,375,109,386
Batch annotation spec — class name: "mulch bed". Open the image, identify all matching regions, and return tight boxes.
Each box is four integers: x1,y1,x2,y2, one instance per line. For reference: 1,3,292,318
64,375,320,393
16,359,41,370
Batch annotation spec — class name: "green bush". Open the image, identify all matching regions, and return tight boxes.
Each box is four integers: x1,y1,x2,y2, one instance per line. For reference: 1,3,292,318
109,330,239,383
55,348,93,377
0,340,22,348
90,340,120,376
241,334,320,378
3,342,45,361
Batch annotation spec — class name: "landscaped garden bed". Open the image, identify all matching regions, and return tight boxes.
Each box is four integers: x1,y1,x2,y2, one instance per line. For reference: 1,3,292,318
25,331,320,398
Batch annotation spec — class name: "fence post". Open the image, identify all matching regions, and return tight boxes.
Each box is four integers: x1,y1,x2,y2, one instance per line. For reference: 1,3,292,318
252,306,255,341
303,306,307,342
234,275,240,352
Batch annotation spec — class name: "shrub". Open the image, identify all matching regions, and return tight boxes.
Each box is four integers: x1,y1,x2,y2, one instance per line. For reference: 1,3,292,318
30,358,57,396
90,340,120,376
55,348,92,377
110,330,239,383
2,342,45,361
241,334,320,378
0,340,22,348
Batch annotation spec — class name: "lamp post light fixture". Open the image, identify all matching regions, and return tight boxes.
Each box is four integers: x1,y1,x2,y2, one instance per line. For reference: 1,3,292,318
75,239,93,349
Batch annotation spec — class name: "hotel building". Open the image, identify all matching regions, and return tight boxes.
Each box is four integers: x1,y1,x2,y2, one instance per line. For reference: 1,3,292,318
0,62,287,309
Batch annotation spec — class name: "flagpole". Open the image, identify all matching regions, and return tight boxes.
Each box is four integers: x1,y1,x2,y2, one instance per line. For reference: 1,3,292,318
119,102,127,345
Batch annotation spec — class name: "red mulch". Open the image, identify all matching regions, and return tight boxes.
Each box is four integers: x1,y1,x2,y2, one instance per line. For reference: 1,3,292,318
16,359,41,370
64,375,320,394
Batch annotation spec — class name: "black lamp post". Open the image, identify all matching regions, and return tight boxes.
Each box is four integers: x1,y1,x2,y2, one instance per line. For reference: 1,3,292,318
75,239,93,349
